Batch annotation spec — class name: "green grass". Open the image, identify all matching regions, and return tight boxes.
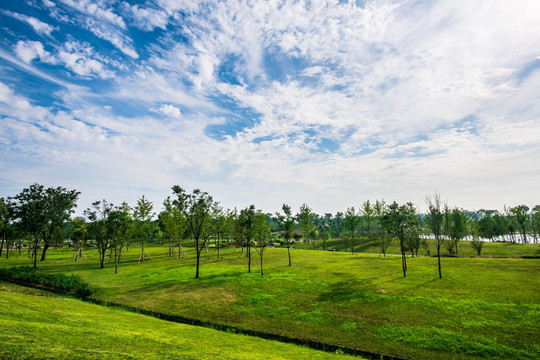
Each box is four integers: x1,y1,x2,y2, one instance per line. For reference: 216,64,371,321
0,282,360,360
295,237,540,257
1,243,539,360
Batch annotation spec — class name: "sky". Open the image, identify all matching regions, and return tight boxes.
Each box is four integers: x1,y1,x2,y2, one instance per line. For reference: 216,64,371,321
1,0,539,216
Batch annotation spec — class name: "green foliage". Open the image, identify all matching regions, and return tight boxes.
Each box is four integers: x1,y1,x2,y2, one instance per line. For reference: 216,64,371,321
0,266,93,298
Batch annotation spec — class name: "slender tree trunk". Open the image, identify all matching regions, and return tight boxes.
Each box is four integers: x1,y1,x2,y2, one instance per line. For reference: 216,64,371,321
248,241,251,273
40,242,49,261
33,238,38,268
286,237,291,266
139,238,145,263
114,247,118,274
260,251,264,275
100,247,106,269
437,241,442,279
401,241,407,277
0,235,4,257
195,238,201,278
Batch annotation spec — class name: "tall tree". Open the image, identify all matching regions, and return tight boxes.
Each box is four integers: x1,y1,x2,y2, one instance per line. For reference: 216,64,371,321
109,203,132,274
0,197,15,258
239,205,256,273
70,216,87,261
425,192,444,279
274,204,295,266
253,209,271,275
374,200,391,257
344,207,361,254
510,205,530,243
133,195,155,263
361,200,375,239
13,184,79,267
382,201,417,277
296,203,316,248
85,200,114,269
172,186,215,278
531,205,540,244
449,208,467,255
212,205,226,259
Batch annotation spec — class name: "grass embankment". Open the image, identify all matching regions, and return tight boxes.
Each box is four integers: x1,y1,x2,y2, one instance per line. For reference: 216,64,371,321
1,244,539,360
0,282,360,360
294,237,540,257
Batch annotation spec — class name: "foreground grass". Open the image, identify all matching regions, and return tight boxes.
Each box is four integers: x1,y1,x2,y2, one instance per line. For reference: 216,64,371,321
0,282,360,360
2,245,539,359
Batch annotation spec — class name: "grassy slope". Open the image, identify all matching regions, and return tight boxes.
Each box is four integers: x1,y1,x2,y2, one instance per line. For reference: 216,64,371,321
1,244,539,360
294,237,540,257
0,282,360,360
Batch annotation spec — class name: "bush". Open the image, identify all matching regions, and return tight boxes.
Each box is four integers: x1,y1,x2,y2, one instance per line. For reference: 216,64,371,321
0,266,94,298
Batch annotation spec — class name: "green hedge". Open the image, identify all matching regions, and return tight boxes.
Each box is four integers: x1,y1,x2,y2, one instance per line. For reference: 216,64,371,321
0,266,94,298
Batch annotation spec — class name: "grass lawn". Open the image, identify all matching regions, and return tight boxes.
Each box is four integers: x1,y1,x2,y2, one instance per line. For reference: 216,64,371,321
294,237,540,257
1,243,539,360
0,281,360,360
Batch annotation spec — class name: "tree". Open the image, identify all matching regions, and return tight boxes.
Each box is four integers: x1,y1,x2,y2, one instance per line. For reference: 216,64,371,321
274,204,294,266
239,205,256,273
405,213,421,257
85,200,114,269
108,203,132,274
253,209,271,275
13,184,79,268
470,219,484,255
133,195,155,263
344,207,361,254
361,200,375,239
531,205,540,243
448,208,467,255
374,200,391,257
171,186,215,279
425,192,444,279
0,197,15,258
478,213,496,241
70,216,87,261
212,205,227,259
510,205,530,243
382,201,417,277
296,203,316,248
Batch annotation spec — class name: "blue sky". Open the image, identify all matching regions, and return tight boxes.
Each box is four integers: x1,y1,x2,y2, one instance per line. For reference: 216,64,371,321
1,0,539,215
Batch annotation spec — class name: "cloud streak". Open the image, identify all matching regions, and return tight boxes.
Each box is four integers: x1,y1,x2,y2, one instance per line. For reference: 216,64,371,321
0,0,539,214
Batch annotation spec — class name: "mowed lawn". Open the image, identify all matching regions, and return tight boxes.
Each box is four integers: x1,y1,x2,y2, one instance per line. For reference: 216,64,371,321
1,243,539,360
0,282,360,360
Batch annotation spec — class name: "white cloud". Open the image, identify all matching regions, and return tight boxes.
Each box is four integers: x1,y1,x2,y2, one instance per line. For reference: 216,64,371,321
13,40,114,79
123,3,169,31
153,104,181,119
1,10,57,37
2,0,540,213
14,40,55,64
86,19,138,58
57,0,126,29
59,41,115,79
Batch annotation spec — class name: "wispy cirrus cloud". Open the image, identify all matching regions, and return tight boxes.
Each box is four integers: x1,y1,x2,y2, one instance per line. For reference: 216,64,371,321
1,10,57,37
0,0,539,213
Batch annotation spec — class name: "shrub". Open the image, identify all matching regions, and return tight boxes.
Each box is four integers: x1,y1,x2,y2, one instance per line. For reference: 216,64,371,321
0,266,94,298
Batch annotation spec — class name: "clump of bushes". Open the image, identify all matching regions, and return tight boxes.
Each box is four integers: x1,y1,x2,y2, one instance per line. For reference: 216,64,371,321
0,266,94,298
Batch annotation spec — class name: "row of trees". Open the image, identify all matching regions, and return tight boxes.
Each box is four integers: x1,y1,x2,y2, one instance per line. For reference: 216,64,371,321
1,184,539,279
